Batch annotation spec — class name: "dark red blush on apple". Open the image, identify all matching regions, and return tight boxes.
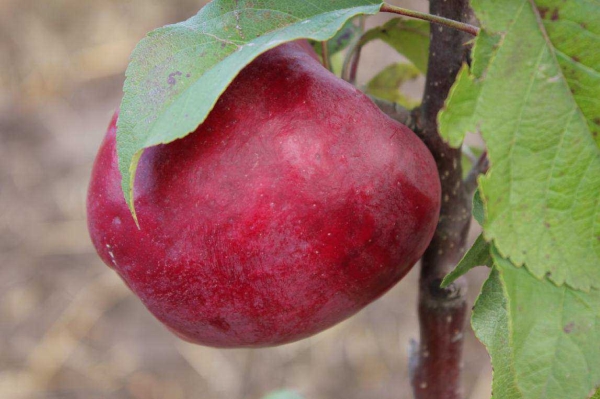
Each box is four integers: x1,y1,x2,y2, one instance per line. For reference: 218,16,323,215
87,42,441,348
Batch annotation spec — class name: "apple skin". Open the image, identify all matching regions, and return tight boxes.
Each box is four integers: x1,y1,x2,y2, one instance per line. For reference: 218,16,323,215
87,42,441,347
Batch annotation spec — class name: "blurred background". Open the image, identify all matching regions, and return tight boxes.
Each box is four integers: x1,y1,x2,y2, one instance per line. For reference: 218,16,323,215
0,0,491,398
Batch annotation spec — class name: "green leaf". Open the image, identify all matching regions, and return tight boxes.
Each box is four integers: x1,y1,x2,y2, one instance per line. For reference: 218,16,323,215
365,63,421,108
473,249,600,399
473,189,485,226
117,0,383,222
471,267,521,399
439,0,600,290
330,50,346,77
591,388,600,399
441,234,491,287
310,19,360,56
437,30,500,147
361,18,430,73
262,390,304,399
437,64,479,148
436,28,502,147
536,0,600,147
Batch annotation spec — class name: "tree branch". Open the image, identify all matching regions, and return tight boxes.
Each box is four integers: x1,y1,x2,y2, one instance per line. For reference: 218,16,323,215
348,16,366,85
408,1,474,398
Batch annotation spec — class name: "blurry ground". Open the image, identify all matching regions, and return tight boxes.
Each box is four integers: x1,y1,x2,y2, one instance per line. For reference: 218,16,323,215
0,0,492,398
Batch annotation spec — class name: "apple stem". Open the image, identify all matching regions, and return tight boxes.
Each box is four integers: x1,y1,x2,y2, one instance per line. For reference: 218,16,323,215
380,3,479,36
320,41,331,71
409,0,474,397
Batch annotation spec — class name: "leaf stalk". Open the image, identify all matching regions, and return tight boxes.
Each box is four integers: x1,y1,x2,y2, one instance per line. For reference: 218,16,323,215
380,3,479,36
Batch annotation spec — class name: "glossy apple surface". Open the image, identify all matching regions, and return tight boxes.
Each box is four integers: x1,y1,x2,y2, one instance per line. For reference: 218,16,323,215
87,42,440,347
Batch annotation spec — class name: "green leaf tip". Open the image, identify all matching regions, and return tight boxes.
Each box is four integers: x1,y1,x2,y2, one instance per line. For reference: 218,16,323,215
127,150,142,229
441,234,491,288
309,18,360,57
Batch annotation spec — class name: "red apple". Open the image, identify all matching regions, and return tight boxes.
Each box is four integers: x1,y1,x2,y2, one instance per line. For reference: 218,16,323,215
87,42,440,347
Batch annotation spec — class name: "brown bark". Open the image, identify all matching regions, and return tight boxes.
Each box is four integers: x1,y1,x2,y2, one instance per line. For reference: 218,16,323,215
408,0,474,398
